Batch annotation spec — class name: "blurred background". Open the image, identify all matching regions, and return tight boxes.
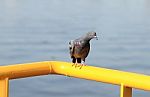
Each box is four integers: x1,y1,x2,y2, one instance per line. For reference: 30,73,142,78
0,0,150,97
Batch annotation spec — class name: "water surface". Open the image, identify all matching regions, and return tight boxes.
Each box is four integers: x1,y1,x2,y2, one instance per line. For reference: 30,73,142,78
0,0,150,97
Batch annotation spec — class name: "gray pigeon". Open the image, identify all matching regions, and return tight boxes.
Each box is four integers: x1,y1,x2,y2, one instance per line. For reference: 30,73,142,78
69,32,98,67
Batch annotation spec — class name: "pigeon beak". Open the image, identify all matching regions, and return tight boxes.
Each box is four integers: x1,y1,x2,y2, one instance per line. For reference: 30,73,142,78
94,36,98,40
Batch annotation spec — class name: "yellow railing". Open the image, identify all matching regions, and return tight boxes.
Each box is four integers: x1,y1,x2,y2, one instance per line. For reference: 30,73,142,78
0,61,150,97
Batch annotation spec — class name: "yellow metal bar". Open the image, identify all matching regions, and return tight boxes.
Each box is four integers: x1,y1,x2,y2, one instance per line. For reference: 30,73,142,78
51,61,150,91
0,61,150,91
0,78,9,97
120,83,132,97
0,61,51,79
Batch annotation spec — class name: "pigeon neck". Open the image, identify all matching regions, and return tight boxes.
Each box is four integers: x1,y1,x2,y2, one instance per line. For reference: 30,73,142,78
83,36,92,42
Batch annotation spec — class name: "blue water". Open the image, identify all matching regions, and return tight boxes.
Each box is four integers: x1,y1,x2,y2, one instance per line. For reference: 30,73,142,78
0,0,150,97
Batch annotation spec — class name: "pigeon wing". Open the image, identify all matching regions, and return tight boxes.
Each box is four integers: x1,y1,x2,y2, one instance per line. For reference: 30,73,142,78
80,43,90,61
69,40,75,58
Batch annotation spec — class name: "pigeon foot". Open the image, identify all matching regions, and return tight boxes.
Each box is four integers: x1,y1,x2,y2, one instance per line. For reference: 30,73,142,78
75,63,86,69
72,63,86,69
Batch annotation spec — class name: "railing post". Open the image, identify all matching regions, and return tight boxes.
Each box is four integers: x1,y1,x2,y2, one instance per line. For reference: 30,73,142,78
0,78,9,97
120,83,132,97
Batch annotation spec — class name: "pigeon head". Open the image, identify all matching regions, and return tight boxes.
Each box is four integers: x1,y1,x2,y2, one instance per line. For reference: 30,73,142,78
85,32,98,40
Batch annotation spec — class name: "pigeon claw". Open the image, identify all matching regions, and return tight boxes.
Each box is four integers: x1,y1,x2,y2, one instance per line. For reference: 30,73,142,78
79,63,87,69
72,63,78,68
72,63,87,69
72,63,76,67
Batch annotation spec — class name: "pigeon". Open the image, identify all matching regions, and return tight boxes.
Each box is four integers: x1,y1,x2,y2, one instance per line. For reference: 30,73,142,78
69,32,98,67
